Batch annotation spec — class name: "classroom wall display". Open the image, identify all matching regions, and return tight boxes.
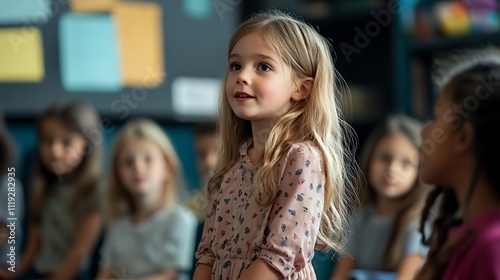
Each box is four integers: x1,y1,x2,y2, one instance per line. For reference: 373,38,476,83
70,0,115,13
59,14,122,92
114,1,164,88
0,0,239,121
0,0,52,25
171,76,220,120
0,27,45,82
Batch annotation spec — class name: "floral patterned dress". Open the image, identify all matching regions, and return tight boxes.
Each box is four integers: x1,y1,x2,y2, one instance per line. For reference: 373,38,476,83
195,140,325,280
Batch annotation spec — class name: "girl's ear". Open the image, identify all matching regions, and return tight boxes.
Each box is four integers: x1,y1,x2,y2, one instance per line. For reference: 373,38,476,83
456,121,474,154
291,77,314,102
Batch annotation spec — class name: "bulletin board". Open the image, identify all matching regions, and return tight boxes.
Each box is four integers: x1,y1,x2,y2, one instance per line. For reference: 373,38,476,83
0,0,240,121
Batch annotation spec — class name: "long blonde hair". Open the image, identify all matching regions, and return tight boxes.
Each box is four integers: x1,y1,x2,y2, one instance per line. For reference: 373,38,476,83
208,10,358,252
31,100,102,223
107,118,182,222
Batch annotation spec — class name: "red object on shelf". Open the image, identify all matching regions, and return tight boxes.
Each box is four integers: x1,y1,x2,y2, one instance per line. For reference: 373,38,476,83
415,9,435,40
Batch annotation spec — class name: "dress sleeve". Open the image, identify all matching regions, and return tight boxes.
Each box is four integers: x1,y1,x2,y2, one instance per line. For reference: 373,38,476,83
195,197,217,266
258,143,325,277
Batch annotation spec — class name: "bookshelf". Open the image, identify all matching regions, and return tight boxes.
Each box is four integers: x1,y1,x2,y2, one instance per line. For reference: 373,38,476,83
395,1,500,120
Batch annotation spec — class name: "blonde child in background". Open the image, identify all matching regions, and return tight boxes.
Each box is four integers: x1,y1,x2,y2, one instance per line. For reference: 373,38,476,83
331,115,430,280
0,108,24,276
416,49,500,279
193,10,357,280
185,122,220,221
96,118,197,280
2,101,103,280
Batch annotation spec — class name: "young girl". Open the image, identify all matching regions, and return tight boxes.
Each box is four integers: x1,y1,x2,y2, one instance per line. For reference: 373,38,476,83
416,50,500,279
193,10,357,280
331,115,430,280
11,100,103,280
96,118,197,280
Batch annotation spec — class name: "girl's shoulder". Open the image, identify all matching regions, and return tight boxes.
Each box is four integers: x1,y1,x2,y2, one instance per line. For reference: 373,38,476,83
106,215,131,231
472,209,500,246
159,204,198,227
354,204,377,222
284,142,322,160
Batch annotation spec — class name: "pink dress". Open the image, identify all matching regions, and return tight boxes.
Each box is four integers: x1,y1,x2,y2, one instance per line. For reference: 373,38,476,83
195,140,325,279
443,208,500,280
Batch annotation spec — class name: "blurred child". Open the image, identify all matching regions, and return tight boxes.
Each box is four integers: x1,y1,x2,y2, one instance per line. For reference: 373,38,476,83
193,10,357,280
331,115,429,280
96,118,197,280
0,109,24,275
184,122,220,221
416,49,500,279
4,101,103,280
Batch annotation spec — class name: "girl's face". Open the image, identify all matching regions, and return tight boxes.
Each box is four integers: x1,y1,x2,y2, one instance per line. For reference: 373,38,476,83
39,117,87,176
226,31,300,123
369,133,419,200
420,89,457,186
117,136,169,198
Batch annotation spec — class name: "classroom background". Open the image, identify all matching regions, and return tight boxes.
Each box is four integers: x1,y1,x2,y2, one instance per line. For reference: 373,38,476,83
1,0,499,279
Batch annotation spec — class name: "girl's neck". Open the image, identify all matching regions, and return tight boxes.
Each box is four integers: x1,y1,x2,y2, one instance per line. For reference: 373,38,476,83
376,196,403,217
455,173,500,222
57,169,79,181
132,195,162,224
249,121,274,166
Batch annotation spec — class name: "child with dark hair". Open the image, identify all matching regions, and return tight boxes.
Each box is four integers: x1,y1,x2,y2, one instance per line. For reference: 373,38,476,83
1,100,103,280
416,48,500,279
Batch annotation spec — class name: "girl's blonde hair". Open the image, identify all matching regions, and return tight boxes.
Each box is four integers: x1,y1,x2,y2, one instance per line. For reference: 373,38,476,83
107,118,182,221
31,100,102,223
208,10,358,252
358,115,429,270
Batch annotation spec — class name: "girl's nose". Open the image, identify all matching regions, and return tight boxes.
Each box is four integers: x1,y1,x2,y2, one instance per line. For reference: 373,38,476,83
50,142,64,159
387,160,399,173
236,68,250,85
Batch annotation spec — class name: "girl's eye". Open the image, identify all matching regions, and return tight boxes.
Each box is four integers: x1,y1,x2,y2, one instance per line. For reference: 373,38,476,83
379,154,391,163
41,137,52,146
401,159,414,169
258,63,272,71
123,158,134,167
145,155,153,163
230,63,241,71
63,139,72,148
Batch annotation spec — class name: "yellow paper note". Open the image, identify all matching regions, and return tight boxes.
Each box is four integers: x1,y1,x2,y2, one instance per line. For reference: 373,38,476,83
0,27,44,82
70,0,115,12
114,2,165,88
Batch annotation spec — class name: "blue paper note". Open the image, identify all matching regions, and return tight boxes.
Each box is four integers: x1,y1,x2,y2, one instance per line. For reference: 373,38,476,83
59,13,122,92
0,0,52,25
183,0,212,20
